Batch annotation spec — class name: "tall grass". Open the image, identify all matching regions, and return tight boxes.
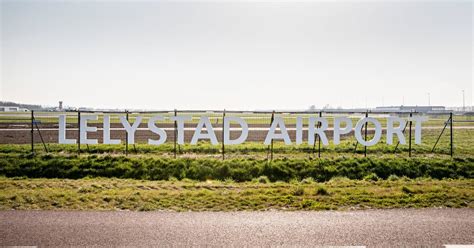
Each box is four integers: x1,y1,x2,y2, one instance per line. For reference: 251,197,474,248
0,153,472,182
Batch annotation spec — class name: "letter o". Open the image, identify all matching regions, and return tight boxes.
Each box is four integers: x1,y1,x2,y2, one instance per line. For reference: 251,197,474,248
355,117,382,147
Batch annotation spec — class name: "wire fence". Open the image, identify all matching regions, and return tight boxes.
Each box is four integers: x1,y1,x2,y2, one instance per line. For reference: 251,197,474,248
0,110,473,159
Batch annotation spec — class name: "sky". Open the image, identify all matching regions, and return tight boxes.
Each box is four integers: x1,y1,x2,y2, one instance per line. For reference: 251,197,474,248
0,0,472,110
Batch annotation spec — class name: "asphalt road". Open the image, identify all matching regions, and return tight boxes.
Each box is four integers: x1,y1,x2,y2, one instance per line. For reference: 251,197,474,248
1,209,473,247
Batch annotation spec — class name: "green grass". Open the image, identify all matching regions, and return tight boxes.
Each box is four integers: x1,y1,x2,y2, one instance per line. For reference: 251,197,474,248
1,153,472,182
1,118,472,211
0,177,472,211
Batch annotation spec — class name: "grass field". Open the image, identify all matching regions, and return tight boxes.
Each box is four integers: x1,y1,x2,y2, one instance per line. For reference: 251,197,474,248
1,112,472,211
1,150,473,181
1,177,472,211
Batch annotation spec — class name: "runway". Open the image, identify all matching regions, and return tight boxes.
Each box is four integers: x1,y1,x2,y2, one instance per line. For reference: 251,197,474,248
1,209,473,247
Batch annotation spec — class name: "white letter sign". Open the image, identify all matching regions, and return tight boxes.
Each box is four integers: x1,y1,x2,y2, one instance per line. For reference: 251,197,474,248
223,116,248,145
80,115,98,145
103,115,121,145
120,116,142,145
57,113,426,148
264,117,291,145
148,116,167,145
59,115,76,144
355,117,382,146
191,116,218,145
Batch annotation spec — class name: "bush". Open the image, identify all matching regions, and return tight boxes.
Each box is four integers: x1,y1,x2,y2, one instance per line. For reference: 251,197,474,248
289,178,300,184
223,178,235,184
387,175,400,181
363,173,380,182
328,176,352,184
315,186,329,196
402,186,414,194
0,154,472,182
253,176,270,184
293,186,305,196
301,177,315,184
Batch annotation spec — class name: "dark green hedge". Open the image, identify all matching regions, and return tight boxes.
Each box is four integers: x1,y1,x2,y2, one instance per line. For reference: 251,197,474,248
0,154,472,182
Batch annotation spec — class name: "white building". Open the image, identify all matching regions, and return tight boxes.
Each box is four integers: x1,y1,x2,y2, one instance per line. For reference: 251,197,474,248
0,106,29,112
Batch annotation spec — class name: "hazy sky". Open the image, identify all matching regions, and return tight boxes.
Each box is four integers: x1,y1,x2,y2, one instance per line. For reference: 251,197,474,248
1,0,472,110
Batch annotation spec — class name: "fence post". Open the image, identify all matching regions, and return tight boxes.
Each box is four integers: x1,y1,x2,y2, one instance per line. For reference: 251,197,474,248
409,112,412,157
31,110,34,154
77,111,81,154
125,110,129,156
364,111,368,157
222,110,226,160
312,115,317,155
269,111,275,161
450,112,453,157
174,109,177,159
318,112,322,158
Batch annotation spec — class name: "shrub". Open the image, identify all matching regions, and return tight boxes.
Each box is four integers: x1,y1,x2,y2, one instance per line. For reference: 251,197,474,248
292,186,305,196
0,154,472,182
181,178,195,183
301,177,315,184
387,175,400,181
289,178,300,184
402,186,414,194
363,173,380,182
223,178,235,184
328,176,352,184
253,176,270,184
315,186,329,196
168,176,179,182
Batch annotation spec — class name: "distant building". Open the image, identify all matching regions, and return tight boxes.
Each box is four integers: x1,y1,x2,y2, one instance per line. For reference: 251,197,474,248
0,106,29,112
375,105,447,113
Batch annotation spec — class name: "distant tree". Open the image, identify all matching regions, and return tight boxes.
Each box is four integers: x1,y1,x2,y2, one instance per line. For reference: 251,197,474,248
0,101,42,110
323,104,332,110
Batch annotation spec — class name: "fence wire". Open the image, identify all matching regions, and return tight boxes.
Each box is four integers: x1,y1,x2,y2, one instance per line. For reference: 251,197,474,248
0,110,471,159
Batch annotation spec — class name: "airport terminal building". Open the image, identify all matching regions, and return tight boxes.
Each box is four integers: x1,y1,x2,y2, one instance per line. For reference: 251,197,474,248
375,105,447,113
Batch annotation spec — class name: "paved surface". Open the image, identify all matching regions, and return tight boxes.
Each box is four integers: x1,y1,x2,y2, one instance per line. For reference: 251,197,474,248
1,209,473,247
